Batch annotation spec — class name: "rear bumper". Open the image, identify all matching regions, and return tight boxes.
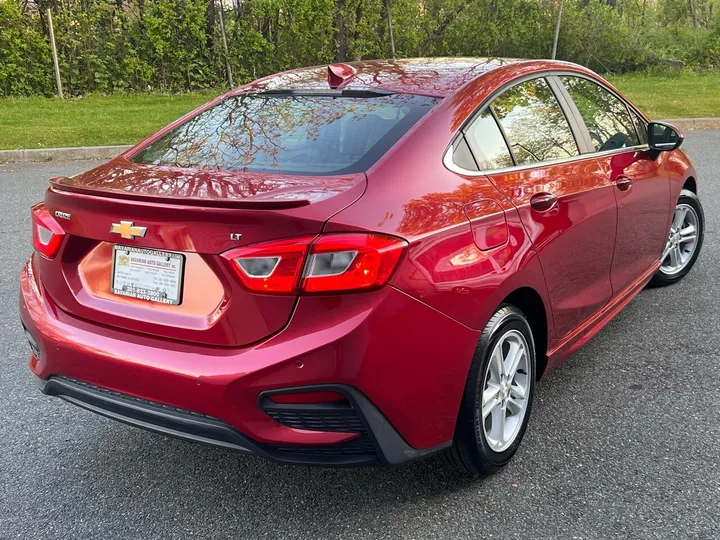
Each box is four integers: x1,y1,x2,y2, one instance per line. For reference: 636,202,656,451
38,375,448,466
20,256,479,466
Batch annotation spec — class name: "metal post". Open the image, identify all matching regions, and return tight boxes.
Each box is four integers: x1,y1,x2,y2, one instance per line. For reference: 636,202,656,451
46,8,63,99
551,0,564,60
386,0,396,60
217,2,234,88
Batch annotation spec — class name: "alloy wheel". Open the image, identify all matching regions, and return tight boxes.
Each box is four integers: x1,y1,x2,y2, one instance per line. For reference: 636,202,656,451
479,329,531,452
660,203,699,276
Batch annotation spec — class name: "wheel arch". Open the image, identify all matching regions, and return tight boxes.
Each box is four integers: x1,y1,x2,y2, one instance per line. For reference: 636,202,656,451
683,176,697,195
501,287,549,379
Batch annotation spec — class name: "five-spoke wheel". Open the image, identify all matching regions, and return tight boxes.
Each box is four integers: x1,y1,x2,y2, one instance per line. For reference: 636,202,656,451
652,189,704,286
660,203,699,275
481,329,531,452
441,305,536,476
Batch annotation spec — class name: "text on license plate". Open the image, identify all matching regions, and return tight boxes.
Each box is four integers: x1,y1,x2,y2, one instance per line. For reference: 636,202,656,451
111,245,185,305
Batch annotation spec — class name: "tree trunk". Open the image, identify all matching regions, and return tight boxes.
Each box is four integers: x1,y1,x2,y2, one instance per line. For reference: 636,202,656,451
641,0,646,25
206,0,216,52
689,0,697,28
334,0,347,62
420,0,474,55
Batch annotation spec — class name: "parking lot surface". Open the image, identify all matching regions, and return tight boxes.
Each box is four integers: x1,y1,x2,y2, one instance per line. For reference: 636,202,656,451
1,132,719,539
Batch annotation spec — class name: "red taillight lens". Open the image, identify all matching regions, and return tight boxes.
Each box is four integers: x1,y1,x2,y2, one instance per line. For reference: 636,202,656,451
222,236,314,294
302,234,407,293
31,204,65,259
222,233,407,295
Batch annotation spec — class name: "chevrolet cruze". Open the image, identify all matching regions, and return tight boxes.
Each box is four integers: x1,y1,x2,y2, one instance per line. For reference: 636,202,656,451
20,58,704,475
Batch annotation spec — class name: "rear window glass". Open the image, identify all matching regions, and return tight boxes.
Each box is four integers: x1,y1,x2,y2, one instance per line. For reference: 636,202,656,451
131,93,439,175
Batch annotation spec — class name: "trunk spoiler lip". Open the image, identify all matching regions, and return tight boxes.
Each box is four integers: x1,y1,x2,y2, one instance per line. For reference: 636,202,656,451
48,180,311,210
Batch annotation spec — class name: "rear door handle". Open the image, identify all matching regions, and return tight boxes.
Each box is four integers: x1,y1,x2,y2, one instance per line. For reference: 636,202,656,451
616,175,633,191
530,192,557,212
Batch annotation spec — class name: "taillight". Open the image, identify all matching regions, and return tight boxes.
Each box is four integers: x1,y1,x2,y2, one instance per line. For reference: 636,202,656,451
31,204,65,259
222,236,313,294
222,233,407,295
302,234,407,293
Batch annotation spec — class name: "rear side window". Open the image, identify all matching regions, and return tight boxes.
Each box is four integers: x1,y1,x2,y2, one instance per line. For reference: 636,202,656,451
132,93,439,175
559,76,640,152
491,78,579,166
451,135,479,170
463,111,514,170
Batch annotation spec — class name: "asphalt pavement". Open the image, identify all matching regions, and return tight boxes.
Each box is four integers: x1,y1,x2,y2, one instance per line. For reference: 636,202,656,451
1,133,719,539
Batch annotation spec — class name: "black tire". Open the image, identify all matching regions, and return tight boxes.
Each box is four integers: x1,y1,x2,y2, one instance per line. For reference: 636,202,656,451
440,305,535,476
650,189,704,287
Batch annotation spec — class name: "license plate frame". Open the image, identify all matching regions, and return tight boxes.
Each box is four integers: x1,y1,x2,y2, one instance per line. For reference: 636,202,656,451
110,245,185,305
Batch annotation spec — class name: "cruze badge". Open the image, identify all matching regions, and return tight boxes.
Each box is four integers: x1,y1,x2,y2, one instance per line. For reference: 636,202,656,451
110,221,147,240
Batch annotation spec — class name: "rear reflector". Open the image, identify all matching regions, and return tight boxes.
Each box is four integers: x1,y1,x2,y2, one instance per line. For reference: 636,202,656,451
31,204,65,259
222,233,407,295
23,325,41,359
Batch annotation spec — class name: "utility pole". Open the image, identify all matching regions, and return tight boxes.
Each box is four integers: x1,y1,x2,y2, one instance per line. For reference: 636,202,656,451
552,0,564,60
217,1,234,88
46,8,63,98
386,0,396,60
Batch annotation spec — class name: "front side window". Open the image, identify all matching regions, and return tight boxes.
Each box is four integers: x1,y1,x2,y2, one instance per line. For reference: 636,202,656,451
491,78,579,166
463,111,514,170
631,110,649,145
132,93,439,175
560,76,640,152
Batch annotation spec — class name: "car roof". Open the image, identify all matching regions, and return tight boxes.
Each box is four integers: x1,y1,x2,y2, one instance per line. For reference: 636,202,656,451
236,57,576,98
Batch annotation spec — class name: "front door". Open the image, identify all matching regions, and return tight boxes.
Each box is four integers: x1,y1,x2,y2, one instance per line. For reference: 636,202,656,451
557,75,670,294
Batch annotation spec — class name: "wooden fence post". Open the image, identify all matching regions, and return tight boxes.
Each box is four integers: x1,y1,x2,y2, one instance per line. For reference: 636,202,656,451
46,8,64,99
551,0,564,60
386,0,396,60
217,2,234,88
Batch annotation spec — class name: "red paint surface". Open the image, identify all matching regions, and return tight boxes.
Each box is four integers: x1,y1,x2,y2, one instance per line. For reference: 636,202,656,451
20,58,697,452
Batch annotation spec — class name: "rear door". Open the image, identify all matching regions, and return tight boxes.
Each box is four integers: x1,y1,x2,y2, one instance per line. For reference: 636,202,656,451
463,76,617,338
556,75,670,294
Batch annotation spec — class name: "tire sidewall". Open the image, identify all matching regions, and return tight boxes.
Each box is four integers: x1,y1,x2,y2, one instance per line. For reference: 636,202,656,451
471,308,536,469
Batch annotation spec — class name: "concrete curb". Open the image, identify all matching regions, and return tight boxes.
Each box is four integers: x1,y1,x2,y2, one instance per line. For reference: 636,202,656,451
0,145,131,164
0,117,718,164
663,118,720,132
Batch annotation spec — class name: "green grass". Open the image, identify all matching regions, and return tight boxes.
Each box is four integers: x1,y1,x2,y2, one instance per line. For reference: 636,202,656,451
0,92,219,150
608,71,720,119
1,72,718,150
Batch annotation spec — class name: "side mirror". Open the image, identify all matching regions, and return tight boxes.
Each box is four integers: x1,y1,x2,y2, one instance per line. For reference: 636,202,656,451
648,121,683,152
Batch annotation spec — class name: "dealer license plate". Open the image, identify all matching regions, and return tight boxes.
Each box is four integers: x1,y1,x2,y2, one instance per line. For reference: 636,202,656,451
111,245,185,305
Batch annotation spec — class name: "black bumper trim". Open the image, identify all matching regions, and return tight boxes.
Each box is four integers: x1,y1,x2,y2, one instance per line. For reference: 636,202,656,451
38,376,450,467
258,384,451,465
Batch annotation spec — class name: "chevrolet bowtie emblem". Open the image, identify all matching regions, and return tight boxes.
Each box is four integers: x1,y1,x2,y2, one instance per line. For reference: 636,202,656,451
110,221,147,240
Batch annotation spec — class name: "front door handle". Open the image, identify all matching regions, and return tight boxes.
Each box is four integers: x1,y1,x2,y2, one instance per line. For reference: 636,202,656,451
616,175,633,191
530,192,558,212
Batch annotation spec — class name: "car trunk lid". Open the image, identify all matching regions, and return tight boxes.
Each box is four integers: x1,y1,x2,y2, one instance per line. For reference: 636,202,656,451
38,160,365,347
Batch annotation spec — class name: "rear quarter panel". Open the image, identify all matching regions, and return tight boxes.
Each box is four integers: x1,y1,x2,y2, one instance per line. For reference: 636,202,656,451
324,92,555,341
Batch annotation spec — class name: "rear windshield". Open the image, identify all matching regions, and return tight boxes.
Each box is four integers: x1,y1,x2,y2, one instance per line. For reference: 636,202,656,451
131,93,439,175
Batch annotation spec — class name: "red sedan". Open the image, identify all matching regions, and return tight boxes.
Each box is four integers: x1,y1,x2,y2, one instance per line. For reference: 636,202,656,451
20,58,704,475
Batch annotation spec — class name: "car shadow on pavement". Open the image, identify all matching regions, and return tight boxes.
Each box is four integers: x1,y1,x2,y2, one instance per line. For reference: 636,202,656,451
38,420,486,536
